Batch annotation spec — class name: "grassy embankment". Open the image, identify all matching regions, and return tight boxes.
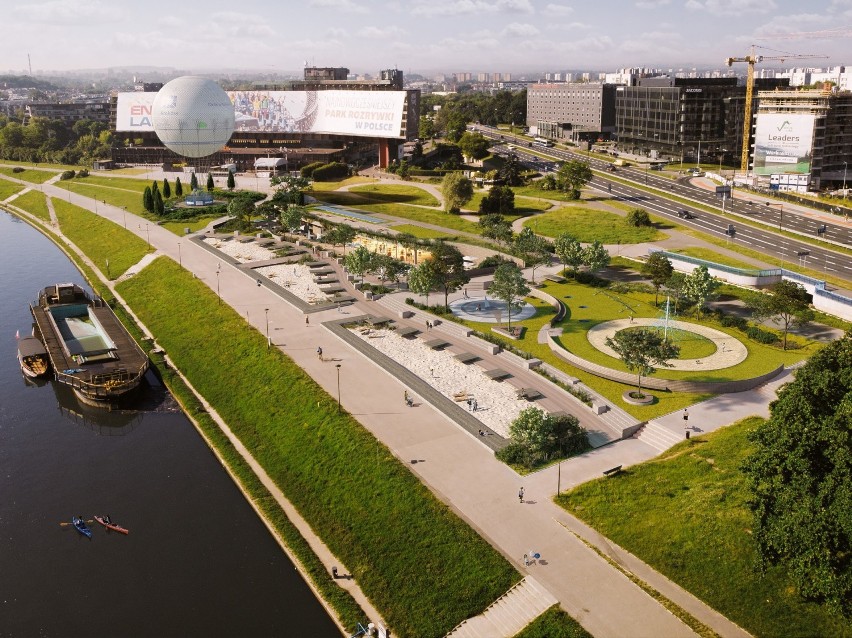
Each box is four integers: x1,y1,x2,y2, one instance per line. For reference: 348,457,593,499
0,179,25,200
558,417,852,638
522,207,667,244
117,258,519,638
10,189,51,222
0,166,62,183
513,605,593,638
52,199,153,279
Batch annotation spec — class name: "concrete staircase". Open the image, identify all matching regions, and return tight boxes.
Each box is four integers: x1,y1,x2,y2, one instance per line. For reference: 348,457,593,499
445,576,558,638
634,421,686,453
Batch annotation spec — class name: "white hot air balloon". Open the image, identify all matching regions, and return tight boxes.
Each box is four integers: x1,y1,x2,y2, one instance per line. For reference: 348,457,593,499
151,76,235,158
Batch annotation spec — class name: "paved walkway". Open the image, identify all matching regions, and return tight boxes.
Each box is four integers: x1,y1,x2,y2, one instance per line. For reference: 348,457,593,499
4,178,775,638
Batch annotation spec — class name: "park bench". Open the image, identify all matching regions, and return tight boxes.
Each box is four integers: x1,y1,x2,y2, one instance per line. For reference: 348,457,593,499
516,388,542,400
602,465,622,477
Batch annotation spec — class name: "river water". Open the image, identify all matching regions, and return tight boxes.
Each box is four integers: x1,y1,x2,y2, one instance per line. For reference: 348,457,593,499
0,212,339,637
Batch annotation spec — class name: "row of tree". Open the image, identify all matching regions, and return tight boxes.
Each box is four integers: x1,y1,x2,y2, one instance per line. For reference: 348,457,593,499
0,115,111,165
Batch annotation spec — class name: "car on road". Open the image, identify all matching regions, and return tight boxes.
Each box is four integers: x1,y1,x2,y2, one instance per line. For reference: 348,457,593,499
677,210,695,219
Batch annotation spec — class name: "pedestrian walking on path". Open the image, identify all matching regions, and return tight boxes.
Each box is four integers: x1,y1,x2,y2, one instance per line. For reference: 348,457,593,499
305,316,309,325
467,397,473,411
472,399,478,412
519,486,525,503
317,346,323,360
683,409,689,428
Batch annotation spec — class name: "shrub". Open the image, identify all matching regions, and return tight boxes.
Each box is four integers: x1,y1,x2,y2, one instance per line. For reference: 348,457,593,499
12,166,24,173
312,162,350,182
60,170,75,180
720,314,748,330
75,169,89,178
479,254,513,268
572,271,609,287
746,326,779,344
300,161,325,178
626,208,652,227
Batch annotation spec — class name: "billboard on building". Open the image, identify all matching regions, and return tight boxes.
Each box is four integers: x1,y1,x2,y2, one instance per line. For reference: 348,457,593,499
753,113,815,176
116,90,407,139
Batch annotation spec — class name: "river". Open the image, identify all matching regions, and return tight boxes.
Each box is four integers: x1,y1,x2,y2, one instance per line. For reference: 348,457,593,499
0,211,339,637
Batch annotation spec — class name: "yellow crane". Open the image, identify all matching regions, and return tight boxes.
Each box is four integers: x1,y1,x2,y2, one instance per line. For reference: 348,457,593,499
725,45,828,172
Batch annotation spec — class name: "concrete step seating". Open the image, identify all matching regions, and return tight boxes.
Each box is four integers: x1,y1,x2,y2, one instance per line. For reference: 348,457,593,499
634,421,686,453
445,576,558,638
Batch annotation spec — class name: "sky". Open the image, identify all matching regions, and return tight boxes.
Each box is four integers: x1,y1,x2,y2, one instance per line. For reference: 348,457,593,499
2,0,850,76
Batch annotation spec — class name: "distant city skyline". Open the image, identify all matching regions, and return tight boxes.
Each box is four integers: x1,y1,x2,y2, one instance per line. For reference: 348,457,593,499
2,0,850,76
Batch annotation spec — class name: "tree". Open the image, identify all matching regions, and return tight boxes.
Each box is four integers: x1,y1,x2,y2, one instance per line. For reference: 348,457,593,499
665,271,688,314
583,241,610,273
227,194,255,228
407,259,439,306
747,280,814,350
489,262,530,329
513,227,550,283
142,186,154,213
458,131,490,160
162,177,171,199
151,180,159,199
682,265,720,318
428,242,470,311
343,245,374,285
280,205,304,241
478,214,513,246
440,171,474,213
325,223,356,255
499,152,524,186
553,233,584,275
206,173,214,192
742,332,852,614
175,176,183,197
226,171,235,191
498,407,589,470
153,189,165,216
605,328,680,396
373,254,408,289
190,173,198,191
556,160,592,199
478,185,515,216
642,252,674,306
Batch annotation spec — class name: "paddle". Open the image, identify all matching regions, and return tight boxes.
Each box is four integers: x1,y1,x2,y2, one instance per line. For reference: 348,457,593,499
60,520,94,526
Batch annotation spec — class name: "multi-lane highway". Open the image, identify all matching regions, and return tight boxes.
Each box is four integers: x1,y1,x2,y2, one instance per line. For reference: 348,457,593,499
471,125,852,282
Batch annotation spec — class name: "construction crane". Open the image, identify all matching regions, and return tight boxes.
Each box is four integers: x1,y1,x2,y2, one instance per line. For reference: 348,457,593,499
725,45,829,172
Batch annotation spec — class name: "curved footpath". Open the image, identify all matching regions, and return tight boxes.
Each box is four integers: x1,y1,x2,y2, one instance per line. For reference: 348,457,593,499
2,175,765,638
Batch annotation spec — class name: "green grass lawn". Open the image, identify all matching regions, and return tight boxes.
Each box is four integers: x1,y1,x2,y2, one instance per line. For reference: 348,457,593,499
54,179,150,216
160,216,222,236
53,199,153,279
0,179,25,200
670,247,764,271
559,418,852,638
621,326,718,360
0,167,59,184
349,183,440,207
523,207,667,243
513,605,592,638
117,258,519,638
390,223,455,239
0,159,82,171
466,191,553,218
310,176,375,192
10,189,51,222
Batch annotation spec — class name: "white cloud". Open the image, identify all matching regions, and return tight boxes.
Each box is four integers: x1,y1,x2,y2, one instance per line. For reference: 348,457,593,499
408,0,533,17
326,27,347,38
357,25,408,38
502,22,540,37
636,0,671,8
308,0,368,13
686,0,777,15
544,3,573,16
14,0,121,25
208,12,276,37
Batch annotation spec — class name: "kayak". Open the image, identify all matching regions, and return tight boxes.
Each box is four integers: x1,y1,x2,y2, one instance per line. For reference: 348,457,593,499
72,516,92,539
94,515,129,535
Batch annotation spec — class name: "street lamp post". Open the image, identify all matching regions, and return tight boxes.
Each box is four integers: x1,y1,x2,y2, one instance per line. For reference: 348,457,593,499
335,364,342,413
216,264,221,305
177,242,182,268
122,206,127,229
145,224,151,247
844,161,848,199
264,308,270,350
697,139,701,169
766,202,784,232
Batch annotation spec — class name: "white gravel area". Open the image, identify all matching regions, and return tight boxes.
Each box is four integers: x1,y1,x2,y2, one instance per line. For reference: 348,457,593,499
204,237,331,303
351,326,528,437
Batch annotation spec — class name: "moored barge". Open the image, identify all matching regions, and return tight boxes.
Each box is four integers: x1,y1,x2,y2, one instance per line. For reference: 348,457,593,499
30,283,149,407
